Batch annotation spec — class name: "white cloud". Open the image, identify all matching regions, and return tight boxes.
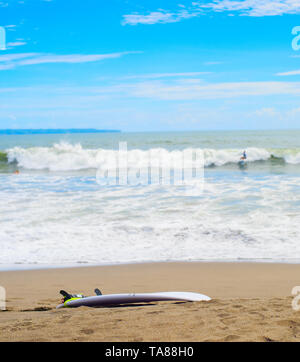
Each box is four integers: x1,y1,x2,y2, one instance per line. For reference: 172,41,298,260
116,80,300,100
2,82,300,129
0,53,37,62
2,80,300,102
0,63,15,70
123,12,173,25
286,106,300,118
18,53,135,65
197,0,300,17
123,72,211,80
253,107,279,117
276,69,300,76
4,25,17,31
251,106,300,123
122,9,199,25
35,80,299,100
6,41,27,48
122,1,300,25
0,51,140,70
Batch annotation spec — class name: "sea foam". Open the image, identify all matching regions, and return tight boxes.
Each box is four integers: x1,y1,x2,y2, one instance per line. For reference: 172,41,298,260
6,142,300,171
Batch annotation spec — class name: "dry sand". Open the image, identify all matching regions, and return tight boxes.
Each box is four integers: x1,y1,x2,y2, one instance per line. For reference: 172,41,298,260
1,262,300,342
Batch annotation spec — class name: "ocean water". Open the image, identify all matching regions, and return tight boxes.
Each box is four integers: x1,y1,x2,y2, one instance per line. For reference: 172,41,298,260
1,130,300,269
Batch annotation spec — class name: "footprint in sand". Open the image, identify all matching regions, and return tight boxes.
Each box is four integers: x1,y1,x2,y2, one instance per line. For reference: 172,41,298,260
80,329,94,335
223,335,240,342
277,319,300,327
21,307,52,312
220,317,237,326
19,321,32,327
58,316,72,324
262,336,276,342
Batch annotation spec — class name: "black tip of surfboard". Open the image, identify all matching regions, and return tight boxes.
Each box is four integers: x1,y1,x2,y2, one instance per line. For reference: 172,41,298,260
94,288,102,296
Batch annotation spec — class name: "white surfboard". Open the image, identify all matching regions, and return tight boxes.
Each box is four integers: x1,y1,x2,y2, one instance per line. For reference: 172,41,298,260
56,291,211,309
238,159,247,167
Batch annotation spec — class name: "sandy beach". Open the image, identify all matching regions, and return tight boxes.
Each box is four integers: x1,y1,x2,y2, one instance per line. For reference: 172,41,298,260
0,262,300,342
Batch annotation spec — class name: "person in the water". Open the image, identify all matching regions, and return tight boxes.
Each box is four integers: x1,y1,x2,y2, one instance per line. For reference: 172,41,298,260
240,150,247,160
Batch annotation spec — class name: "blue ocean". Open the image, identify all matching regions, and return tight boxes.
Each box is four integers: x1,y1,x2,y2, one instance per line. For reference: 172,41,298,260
1,130,300,269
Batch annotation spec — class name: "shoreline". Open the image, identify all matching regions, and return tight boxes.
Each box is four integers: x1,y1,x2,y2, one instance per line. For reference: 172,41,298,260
1,261,300,341
2,258,300,273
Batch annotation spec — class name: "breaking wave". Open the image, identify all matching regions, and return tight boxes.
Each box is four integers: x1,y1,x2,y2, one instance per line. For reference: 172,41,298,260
3,142,300,171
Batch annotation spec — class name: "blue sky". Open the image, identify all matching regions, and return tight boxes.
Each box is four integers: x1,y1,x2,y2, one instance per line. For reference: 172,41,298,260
0,0,300,131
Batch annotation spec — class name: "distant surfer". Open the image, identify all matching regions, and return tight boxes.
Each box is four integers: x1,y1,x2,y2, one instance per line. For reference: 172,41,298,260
240,150,247,160
13,170,20,175
239,150,247,168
